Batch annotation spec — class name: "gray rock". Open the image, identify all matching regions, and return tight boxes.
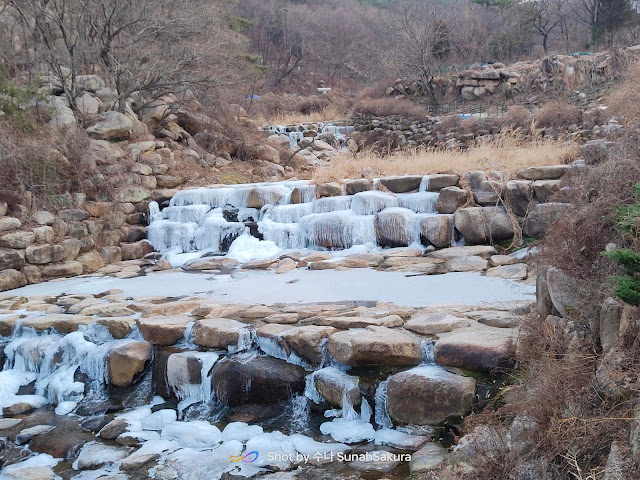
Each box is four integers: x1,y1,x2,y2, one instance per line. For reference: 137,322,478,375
387,365,476,424
435,186,470,214
454,207,514,244
547,267,579,317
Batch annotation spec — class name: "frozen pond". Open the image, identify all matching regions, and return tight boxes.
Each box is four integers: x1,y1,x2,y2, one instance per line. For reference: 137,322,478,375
6,269,535,307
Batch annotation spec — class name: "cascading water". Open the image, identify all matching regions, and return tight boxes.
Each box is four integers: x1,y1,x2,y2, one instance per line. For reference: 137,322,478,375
1,325,145,415
146,177,465,258
374,381,394,429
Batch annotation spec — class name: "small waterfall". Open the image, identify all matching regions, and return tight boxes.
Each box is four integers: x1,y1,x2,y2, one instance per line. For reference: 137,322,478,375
351,191,400,215
166,351,219,419
420,340,436,365
374,381,393,429
1,329,142,415
289,394,311,433
398,192,439,213
146,178,455,257
341,389,358,421
304,372,323,404
360,397,373,424
419,175,431,192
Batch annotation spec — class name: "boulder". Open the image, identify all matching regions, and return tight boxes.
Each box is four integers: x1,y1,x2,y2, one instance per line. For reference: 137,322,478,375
0,248,24,270
420,215,451,248
404,312,469,335
546,267,578,317
600,297,623,352
192,318,248,349
386,366,476,424
87,111,134,140
278,325,337,365
346,179,373,195
435,186,470,214
0,269,27,291
101,246,122,264
276,258,296,274
485,263,527,279
41,261,83,278
517,165,570,181
183,257,239,271
523,202,569,238
473,180,503,205
378,175,423,193
454,207,514,244
31,211,55,225
75,443,129,470
445,256,488,272
77,251,105,273
410,443,447,473
434,325,517,371
428,245,497,259
33,226,54,244
59,209,89,222
114,186,151,203
22,265,41,285
212,355,305,406
425,174,459,191
505,180,534,217
137,316,191,345
96,317,135,339
314,368,361,408
121,240,153,260
316,183,342,198
108,341,153,387
156,175,183,188
375,208,414,247
0,231,36,249
328,326,422,367
0,217,21,232
489,255,518,267
533,179,561,202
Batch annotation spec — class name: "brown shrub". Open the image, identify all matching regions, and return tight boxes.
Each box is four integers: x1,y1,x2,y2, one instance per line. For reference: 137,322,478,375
352,98,427,119
499,105,533,131
0,119,92,208
533,101,582,129
607,64,640,126
456,128,640,480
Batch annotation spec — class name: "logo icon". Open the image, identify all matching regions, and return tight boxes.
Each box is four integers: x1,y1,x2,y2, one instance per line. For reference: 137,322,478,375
230,451,259,463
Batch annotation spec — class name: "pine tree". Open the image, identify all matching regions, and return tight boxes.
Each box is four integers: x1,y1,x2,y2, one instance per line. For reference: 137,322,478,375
603,183,640,305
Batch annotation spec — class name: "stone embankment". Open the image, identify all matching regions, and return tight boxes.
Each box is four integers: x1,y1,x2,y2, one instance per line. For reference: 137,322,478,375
351,109,620,148
387,45,640,102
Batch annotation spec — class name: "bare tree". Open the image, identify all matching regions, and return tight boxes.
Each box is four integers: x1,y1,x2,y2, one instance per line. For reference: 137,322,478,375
6,0,242,112
525,0,570,53
385,0,452,105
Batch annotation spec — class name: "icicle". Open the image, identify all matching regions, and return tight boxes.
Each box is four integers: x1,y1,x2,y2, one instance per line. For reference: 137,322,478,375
374,381,393,429
289,394,311,433
341,389,358,421
360,397,373,424
419,175,431,192
312,196,352,213
351,191,400,215
398,192,440,213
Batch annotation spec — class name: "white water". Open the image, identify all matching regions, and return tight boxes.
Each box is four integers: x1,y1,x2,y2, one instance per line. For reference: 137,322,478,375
0,325,142,416
146,178,449,254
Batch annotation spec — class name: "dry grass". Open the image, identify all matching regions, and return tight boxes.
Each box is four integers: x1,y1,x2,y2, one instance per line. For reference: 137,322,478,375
607,64,640,127
312,132,578,183
255,103,349,126
352,97,427,119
